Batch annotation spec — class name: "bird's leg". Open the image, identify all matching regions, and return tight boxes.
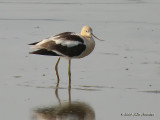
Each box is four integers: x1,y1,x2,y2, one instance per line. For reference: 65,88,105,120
55,57,61,84
68,82,71,105
55,81,61,106
54,57,61,106
68,59,71,89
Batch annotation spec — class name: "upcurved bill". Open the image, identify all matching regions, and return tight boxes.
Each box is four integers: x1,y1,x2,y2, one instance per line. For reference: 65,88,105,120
92,33,104,41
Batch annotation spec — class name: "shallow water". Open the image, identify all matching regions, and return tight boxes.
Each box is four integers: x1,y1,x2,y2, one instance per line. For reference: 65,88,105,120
1,0,160,120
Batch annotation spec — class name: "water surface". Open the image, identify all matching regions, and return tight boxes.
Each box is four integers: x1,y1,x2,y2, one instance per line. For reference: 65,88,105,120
0,0,160,120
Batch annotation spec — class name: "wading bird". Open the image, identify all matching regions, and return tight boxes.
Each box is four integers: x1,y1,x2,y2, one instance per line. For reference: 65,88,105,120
29,26,102,86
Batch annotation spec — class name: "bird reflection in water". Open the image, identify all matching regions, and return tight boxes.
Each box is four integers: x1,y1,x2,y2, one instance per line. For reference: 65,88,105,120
32,70,95,120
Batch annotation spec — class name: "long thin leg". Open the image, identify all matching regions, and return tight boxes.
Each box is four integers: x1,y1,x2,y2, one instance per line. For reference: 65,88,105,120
54,57,61,106
55,79,61,106
68,59,71,89
55,57,61,84
68,83,71,105
68,59,71,104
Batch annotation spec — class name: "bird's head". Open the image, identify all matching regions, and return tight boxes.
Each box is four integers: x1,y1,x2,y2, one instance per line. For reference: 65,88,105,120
80,26,103,41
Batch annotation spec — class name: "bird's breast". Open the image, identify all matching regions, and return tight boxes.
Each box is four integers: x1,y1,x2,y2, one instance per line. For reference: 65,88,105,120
77,37,95,58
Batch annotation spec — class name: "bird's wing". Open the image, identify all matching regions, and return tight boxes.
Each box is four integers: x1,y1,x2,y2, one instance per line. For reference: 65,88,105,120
30,32,86,57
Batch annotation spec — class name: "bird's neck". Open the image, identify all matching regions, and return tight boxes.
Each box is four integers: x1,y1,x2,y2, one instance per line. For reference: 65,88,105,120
85,37,95,53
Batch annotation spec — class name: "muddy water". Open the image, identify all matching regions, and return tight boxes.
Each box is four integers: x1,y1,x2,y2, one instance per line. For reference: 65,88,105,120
0,0,160,120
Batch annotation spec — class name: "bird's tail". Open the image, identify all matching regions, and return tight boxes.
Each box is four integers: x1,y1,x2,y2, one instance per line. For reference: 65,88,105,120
29,49,60,56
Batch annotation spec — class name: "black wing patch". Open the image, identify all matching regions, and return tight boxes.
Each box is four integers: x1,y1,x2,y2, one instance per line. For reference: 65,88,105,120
29,49,59,56
28,41,41,45
54,32,84,43
54,43,86,57
30,40,86,57
54,32,73,37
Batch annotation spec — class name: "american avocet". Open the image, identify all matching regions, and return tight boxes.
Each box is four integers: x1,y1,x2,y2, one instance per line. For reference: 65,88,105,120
29,26,102,85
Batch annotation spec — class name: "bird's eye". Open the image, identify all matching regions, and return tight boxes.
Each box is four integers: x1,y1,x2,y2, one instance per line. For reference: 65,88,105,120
86,30,88,32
